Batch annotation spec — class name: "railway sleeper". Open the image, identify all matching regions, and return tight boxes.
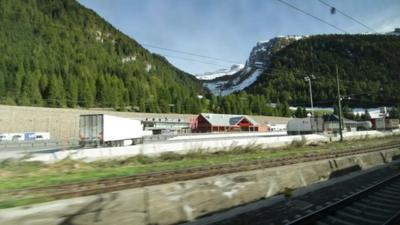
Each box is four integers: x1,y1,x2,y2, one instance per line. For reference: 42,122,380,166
353,202,397,215
343,206,390,220
367,195,400,205
373,191,400,200
322,215,359,225
384,186,400,193
388,180,400,186
359,199,399,210
389,181,400,187
334,210,382,225
315,221,330,225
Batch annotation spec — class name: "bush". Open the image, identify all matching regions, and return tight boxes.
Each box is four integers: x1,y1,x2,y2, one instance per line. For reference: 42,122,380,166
134,154,156,164
184,150,208,159
159,152,184,161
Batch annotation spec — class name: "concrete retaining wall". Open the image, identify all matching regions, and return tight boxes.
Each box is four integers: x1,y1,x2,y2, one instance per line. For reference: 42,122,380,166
29,130,400,163
3,148,400,225
0,105,289,140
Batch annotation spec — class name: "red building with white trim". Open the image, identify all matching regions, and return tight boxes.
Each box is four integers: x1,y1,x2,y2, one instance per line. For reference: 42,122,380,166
192,113,259,133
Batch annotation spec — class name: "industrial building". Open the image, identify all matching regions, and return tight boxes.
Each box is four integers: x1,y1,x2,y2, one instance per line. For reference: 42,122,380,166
142,117,191,135
323,115,372,132
287,115,374,135
192,113,261,133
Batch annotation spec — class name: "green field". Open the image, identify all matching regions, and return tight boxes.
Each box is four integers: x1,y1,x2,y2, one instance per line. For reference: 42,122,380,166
0,134,399,208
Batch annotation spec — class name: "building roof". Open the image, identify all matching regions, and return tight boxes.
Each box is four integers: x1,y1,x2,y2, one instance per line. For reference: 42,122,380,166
199,113,259,126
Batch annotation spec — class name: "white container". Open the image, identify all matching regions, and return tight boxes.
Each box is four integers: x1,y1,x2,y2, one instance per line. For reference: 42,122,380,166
34,132,50,140
287,118,323,135
8,133,24,141
79,114,143,146
0,133,11,141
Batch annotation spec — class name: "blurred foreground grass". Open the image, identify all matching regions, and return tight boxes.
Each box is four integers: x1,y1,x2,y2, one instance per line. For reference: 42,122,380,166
0,134,399,208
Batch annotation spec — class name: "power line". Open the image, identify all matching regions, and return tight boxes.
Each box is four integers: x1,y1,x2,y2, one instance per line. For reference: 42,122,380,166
159,54,230,68
142,43,242,64
274,0,349,33
317,0,377,33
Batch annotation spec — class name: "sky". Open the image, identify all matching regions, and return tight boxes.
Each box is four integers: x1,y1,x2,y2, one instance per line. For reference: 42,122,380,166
78,0,400,75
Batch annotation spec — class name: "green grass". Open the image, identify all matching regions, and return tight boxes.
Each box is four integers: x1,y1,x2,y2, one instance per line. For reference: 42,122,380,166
0,134,398,208
0,197,55,209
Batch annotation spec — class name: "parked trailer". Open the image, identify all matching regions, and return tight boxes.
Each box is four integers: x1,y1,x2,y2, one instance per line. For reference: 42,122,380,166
0,133,11,141
371,118,399,130
287,117,324,135
9,133,24,141
385,118,399,130
0,132,50,141
33,132,50,141
79,114,144,147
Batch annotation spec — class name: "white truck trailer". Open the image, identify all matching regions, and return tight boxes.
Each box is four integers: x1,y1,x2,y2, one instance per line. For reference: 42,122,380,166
79,114,144,147
287,117,324,135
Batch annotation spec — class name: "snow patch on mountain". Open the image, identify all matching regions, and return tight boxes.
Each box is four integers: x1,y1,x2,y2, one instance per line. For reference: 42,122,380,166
202,35,305,95
220,69,263,96
195,64,244,80
204,68,262,96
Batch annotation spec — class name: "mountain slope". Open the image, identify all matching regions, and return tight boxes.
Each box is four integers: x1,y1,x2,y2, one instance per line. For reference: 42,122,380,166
194,64,244,80
203,36,304,96
0,0,205,113
246,34,400,107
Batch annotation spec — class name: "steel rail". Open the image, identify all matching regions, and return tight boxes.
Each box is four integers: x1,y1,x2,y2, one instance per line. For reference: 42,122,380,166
286,172,400,225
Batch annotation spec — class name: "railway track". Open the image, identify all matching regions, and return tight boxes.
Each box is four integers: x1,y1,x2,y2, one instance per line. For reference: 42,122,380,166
286,172,400,225
1,142,400,202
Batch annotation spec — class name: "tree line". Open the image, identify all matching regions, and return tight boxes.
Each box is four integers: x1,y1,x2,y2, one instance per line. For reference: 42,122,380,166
1,0,399,118
247,34,400,109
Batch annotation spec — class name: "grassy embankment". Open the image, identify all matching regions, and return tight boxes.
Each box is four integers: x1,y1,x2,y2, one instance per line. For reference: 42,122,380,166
0,134,399,208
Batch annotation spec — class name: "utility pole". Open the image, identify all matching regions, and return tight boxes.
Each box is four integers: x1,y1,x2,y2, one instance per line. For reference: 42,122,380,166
336,65,343,141
305,75,315,133
304,76,315,117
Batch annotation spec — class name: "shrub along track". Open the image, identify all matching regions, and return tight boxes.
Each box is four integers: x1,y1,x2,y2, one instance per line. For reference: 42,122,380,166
1,142,400,203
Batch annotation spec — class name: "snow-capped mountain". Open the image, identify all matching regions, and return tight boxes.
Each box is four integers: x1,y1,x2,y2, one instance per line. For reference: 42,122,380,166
194,64,244,80
203,35,306,96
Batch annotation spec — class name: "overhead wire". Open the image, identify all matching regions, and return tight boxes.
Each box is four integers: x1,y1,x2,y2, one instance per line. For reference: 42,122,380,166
274,0,349,33
141,43,242,64
317,0,378,33
4,4,396,108
159,54,231,68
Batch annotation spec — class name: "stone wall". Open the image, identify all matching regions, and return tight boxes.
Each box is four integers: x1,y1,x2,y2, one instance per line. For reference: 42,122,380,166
1,148,400,225
0,105,290,140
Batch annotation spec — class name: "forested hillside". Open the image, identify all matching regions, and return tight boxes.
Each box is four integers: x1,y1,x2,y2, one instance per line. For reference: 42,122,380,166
247,35,400,108
0,0,206,113
1,1,399,117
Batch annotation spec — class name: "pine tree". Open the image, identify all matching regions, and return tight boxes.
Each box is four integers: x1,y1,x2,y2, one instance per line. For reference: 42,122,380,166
65,76,78,107
13,63,25,101
0,67,6,97
47,74,63,107
294,107,303,118
20,70,42,106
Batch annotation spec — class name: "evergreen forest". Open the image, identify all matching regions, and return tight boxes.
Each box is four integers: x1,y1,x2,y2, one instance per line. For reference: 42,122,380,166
1,0,400,118
0,0,207,113
247,35,400,109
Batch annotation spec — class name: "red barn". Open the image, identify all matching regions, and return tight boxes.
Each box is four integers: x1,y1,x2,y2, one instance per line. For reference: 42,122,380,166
193,113,259,133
